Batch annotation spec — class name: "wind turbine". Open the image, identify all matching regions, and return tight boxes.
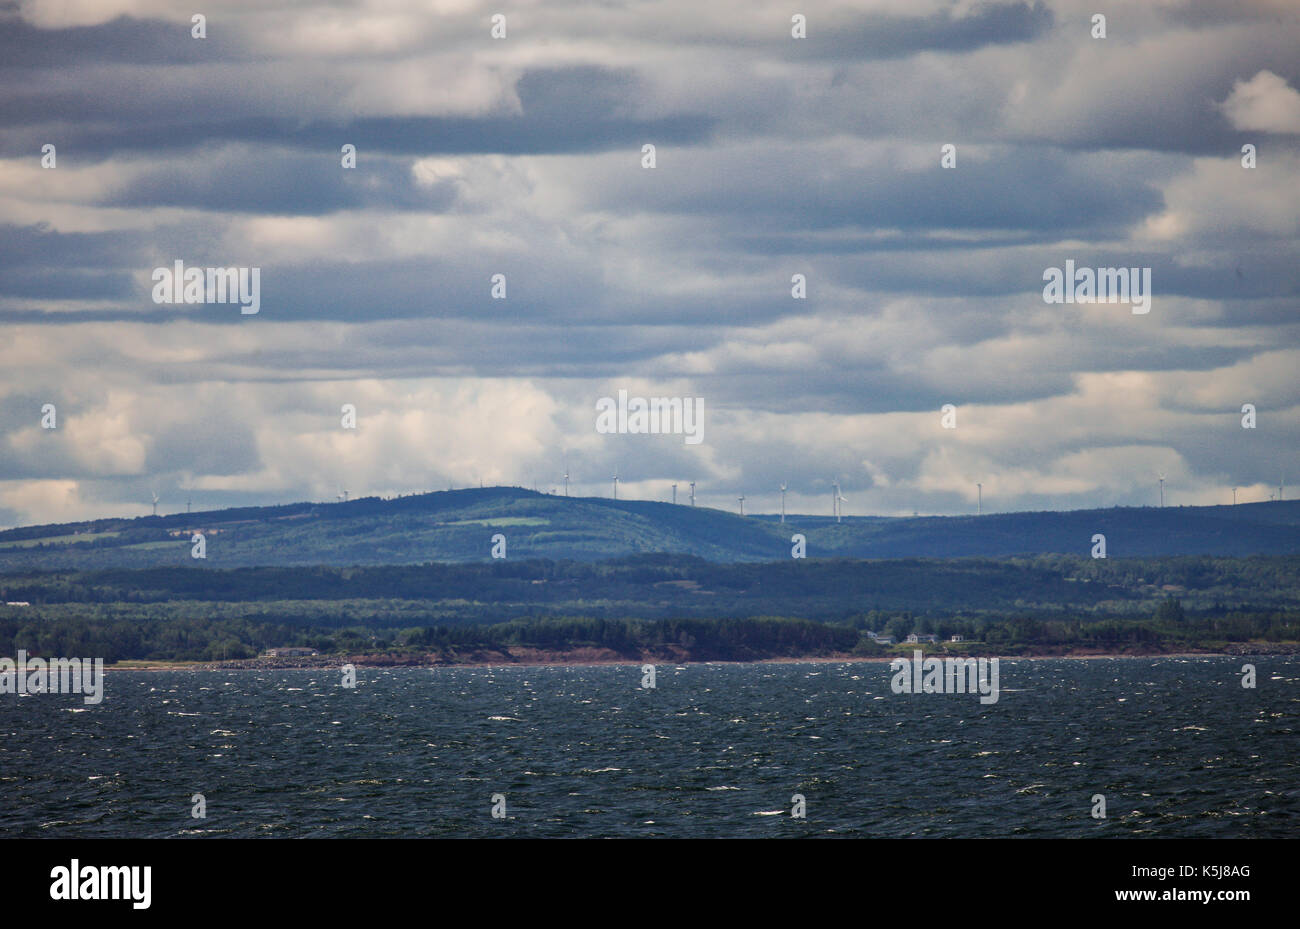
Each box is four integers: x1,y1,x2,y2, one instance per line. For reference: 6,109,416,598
1158,473,1165,508
613,472,619,500
563,469,569,497
738,495,745,517
976,482,982,516
186,496,192,514
780,483,787,524
1232,487,1237,506
151,490,159,517
689,482,696,506
837,488,847,522
832,481,841,523
672,482,678,505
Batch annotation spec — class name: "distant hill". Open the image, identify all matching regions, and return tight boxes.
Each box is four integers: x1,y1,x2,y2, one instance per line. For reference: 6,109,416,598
0,487,1297,572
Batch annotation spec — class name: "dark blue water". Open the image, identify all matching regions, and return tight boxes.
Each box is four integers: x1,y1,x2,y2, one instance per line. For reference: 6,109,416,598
1,658,1295,837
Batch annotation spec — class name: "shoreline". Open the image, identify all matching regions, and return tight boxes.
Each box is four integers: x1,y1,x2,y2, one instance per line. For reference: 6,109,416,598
103,646,1292,672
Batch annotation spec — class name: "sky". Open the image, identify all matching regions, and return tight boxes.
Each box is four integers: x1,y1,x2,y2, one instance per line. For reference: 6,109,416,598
1,0,1297,527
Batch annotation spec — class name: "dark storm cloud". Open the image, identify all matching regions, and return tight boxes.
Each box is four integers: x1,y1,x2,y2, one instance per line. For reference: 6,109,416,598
0,269,135,300
821,246,1299,306
252,253,611,325
1158,0,1298,29
1007,45,1300,156
606,147,1165,234
143,416,260,476
102,147,459,214
0,12,243,67
0,223,149,269
0,66,715,160
790,1,1054,60
1200,297,1300,329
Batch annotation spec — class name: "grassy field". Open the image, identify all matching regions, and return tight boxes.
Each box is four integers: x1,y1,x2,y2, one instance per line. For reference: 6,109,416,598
0,530,122,549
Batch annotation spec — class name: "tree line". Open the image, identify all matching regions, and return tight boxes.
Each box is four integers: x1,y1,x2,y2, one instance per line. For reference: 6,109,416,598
0,600,1292,663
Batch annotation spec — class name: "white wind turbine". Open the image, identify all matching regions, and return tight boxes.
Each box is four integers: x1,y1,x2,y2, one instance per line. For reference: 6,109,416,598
837,488,847,522
689,482,696,506
780,483,787,524
832,481,842,523
613,472,619,499
738,495,745,517
672,482,678,505
151,490,159,517
1157,472,1165,508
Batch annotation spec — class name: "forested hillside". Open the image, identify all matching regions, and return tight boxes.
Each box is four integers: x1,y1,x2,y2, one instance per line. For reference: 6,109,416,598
2,553,1296,662
1,487,1297,571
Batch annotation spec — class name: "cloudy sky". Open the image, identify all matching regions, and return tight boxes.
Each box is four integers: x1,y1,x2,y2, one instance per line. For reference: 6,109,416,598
1,0,1297,527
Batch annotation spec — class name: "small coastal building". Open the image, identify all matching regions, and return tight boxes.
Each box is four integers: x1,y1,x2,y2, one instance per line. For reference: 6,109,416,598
264,647,318,657
871,634,895,645
906,633,939,644
4,601,30,607
951,634,965,642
